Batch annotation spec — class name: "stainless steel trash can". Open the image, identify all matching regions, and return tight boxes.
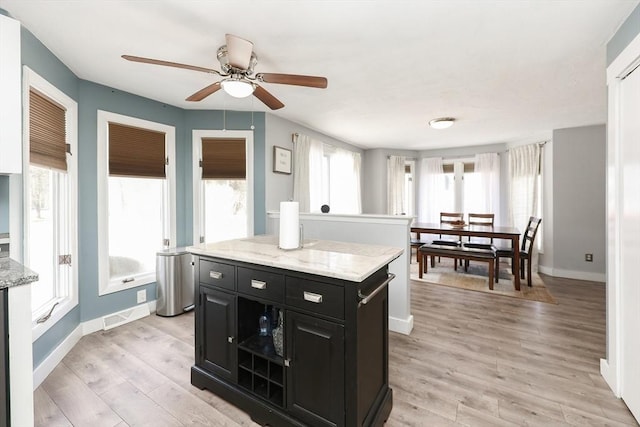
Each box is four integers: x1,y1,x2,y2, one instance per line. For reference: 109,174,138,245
156,247,195,317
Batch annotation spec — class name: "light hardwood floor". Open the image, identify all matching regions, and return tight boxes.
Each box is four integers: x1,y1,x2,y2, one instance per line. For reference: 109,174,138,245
34,274,638,426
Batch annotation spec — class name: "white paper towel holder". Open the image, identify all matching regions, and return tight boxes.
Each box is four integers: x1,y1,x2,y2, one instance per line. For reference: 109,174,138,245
278,224,304,251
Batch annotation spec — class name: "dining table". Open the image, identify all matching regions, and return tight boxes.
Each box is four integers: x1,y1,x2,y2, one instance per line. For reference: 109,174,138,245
411,222,522,290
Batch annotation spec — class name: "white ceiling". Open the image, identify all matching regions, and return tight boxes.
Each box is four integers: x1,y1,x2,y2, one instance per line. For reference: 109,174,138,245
1,0,637,150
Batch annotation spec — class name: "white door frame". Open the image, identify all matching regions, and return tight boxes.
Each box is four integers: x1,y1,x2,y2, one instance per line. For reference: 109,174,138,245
602,29,640,412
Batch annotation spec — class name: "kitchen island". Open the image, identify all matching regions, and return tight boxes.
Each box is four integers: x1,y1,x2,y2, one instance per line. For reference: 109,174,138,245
188,235,402,427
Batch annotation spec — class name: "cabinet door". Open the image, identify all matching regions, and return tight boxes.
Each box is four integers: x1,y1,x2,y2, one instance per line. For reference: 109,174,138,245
286,311,344,427
198,286,236,382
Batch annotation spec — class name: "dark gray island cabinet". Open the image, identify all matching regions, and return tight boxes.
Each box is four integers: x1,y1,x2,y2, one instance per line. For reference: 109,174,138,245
188,236,402,427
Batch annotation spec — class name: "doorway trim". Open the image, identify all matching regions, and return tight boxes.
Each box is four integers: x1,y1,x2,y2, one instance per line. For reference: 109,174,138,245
601,30,640,398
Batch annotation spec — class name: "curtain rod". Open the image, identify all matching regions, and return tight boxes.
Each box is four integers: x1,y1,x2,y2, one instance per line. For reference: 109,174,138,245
386,156,417,160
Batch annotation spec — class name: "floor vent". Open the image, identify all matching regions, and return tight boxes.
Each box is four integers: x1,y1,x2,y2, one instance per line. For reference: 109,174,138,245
102,304,150,330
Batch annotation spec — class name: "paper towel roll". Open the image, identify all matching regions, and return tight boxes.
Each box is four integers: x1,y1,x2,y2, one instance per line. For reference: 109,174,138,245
279,201,300,250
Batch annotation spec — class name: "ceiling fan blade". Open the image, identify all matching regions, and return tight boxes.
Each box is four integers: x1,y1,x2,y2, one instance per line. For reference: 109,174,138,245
225,34,253,70
122,55,220,75
258,73,328,89
253,85,284,110
186,82,222,101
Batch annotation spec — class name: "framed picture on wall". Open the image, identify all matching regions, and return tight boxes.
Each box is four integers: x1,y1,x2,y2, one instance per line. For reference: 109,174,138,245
273,146,292,174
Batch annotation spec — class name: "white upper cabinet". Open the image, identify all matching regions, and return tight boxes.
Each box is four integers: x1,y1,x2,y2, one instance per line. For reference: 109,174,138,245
0,14,21,174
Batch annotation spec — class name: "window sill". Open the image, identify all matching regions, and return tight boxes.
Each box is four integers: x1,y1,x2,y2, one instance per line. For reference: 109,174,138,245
99,272,154,296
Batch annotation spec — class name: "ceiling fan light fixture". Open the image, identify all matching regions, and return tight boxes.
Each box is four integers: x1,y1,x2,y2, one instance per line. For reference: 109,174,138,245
429,117,455,129
221,78,255,98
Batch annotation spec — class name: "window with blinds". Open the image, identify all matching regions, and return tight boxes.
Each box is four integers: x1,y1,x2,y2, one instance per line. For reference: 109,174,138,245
29,89,68,170
201,137,246,179
25,66,79,341
443,162,474,174
108,122,166,178
97,110,176,295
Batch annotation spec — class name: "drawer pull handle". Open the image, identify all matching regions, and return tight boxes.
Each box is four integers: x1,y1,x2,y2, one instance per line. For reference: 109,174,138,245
209,271,223,279
228,336,234,343
251,280,267,290
303,291,323,303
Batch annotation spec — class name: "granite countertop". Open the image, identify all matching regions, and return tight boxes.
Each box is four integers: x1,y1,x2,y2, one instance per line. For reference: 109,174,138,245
0,258,39,289
187,234,403,282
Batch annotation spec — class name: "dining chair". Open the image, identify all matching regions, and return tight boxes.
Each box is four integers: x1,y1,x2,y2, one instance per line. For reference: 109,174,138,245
431,212,464,265
494,217,542,286
462,213,495,271
463,213,495,247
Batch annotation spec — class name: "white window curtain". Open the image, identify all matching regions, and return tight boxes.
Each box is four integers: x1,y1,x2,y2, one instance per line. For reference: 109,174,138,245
293,134,323,212
330,148,362,214
387,155,406,215
474,152,501,225
508,143,540,230
417,157,444,223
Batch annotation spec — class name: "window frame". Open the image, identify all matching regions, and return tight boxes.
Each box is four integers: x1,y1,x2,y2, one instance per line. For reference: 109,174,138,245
22,66,79,341
97,110,176,295
192,129,254,245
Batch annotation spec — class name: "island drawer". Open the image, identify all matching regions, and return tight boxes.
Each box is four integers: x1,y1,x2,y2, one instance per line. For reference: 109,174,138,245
199,259,235,290
285,277,344,320
237,267,285,302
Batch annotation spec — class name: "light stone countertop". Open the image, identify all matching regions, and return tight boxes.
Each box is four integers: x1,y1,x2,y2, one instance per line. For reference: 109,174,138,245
187,234,403,282
0,258,39,289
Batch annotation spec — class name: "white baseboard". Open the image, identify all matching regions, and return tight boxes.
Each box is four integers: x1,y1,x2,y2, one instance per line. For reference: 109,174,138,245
33,324,83,390
538,265,605,282
33,300,156,390
600,358,620,397
389,314,414,335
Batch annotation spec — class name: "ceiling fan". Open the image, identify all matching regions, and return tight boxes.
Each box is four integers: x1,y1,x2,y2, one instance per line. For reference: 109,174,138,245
122,34,328,110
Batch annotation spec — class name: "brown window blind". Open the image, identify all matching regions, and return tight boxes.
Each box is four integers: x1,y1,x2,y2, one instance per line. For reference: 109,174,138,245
201,138,246,179
442,162,474,174
108,122,166,178
29,89,67,171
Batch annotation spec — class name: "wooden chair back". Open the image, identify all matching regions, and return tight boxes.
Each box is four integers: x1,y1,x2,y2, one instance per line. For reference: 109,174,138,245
467,213,494,228
467,213,495,243
440,212,464,225
521,217,542,253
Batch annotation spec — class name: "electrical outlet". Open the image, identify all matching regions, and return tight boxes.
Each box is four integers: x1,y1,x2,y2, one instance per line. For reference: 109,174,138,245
137,289,146,304
585,253,593,262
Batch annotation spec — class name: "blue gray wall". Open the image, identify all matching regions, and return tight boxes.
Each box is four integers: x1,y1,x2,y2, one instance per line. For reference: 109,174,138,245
13,24,268,367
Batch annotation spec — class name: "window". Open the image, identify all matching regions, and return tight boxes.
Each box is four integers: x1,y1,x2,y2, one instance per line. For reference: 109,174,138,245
387,157,414,216
23,67,78,340
422,155,501,227
292,133,361,214
319,145,362,214
97,111,176,295
441,161,475,213
192,130,254,244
